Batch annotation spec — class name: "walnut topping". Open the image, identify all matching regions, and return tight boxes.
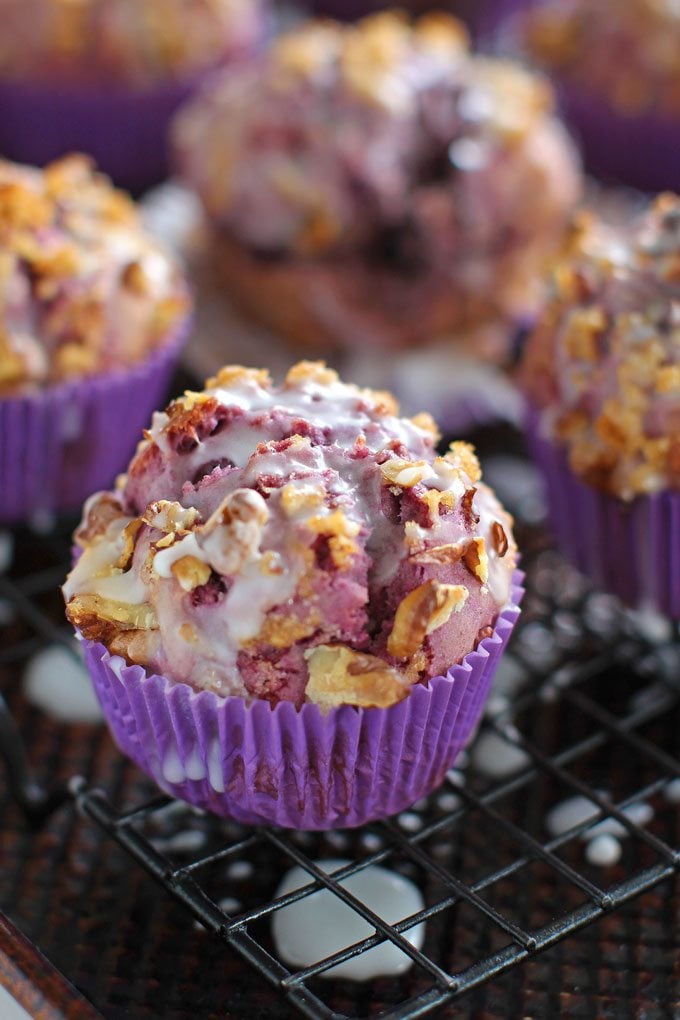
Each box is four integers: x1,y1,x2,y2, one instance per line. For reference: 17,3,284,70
285,360,339,387
305,645,411,709
253,612,321,649
196,489,269,575
387,580,469,659
171,556,212,592
116,520,142,571
411,542,466,566
142,500,199,535
121,261,149,296
462,537,488,584
273,24,340,78
280,482,325,517
380,458,430,488
306,509,361,569
74,493,126,548
206,365,272,390
657,365,680,393
410,411,441,442
108,629,160,667
444,442,481,483
66,594,158,638
179,623,198,645
491,521,509,557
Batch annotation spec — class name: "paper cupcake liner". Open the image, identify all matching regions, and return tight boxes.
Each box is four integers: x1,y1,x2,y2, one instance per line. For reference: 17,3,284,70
526,414,680,618
0,321,189,525
554,83,680,194
0,76,204,195
82,574,523,830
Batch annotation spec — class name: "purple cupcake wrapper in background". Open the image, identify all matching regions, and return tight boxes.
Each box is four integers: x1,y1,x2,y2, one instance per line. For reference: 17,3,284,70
0,76,201,195
82,573,523,830
525,413,680,618
554,83,680,195
0,320,189,525
0,7,269,197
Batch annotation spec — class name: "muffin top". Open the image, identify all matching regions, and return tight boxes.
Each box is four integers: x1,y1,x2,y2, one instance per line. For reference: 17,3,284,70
520,0,680,115
63,361,517,710
522,194,680,499
0,0,261,86
174,11,579,269
0,155,190,393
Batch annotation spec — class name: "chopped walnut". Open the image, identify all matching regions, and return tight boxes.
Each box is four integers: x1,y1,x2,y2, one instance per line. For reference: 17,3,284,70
380,458,430,488
143,500,200,535
285,360,339,387
491,521,509,557
305,644,411,709
462,536,488,584
280,482,325,517
206,365,272,390
387,580,469,659
171,556,212,592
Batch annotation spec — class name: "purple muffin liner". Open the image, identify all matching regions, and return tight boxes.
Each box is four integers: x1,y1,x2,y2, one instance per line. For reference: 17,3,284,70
0,76,203,195
554,83,680,195
81,573,523,829
0,320,189,525
526,414,680,618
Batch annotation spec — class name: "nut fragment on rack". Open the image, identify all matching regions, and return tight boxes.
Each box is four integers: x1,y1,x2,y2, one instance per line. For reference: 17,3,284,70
171,556,212,592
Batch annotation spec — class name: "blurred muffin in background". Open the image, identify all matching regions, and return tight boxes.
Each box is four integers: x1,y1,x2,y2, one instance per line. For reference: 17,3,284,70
521,194,680,617
488,0,680,192
0,0,267,193
0,154,191,522
173,11,581,361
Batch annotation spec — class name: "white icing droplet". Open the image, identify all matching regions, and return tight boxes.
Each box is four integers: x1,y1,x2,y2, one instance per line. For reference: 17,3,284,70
218,896,241,914
162,748,186,785
359,833,383,853
585,834,622,867
272,859,425,980
22,643,103,724
0,532,14,574
151,829,207,855
546,794,604,838
398,812,423,833
628,604,674,645
664,778,680,804
208,740,225,793
28,510,56,535
471,731,530,779
226,860,254,881
585,802,654,840
436,791,462,812
185,745,207,781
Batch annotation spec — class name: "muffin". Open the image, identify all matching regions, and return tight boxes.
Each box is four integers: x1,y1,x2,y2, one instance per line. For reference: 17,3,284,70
0,154,191,523
63,361,522,827
0,0,266,194
173,11,581,359
489,0,680,192
522,195,680,617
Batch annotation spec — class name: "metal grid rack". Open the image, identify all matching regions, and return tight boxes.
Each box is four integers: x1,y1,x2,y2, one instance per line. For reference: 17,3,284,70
1,444,679,1018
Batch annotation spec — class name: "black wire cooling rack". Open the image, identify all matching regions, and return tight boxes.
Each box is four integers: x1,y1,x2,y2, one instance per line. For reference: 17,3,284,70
0,442,679,1019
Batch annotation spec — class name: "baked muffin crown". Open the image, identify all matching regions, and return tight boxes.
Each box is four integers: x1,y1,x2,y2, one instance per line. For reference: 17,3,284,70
0,155,189,392
522,194,680,498
63,361,517,709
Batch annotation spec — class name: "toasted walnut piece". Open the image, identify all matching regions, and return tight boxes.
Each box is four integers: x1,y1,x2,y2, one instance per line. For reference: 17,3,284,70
491,521,509,557
404,520,424,552
253,611,321,649
563,307,607,363
154,533,176,550
416,12,469,54
75,493,127,548
143,500,200,535
410,411,441,442
206,365,272,390
368,389,400,416
179,623,198,645
305,645,410,709
445,442,481,483
285,360,339,387
657,365,680,393
387,580,469,659
121,261,150,296
0,181,53,231
54,343,99,378
171,555,212,592
307,509,361,538
421,488,455,519
197,489,268,575
108,628,160,667
460,488,480,527
380,458,430,488
116,520,142,571
462,537,488,584
67,594,158,633
411,542,466,566
273,24,340,78
280,482,325,517
259,551,285,576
